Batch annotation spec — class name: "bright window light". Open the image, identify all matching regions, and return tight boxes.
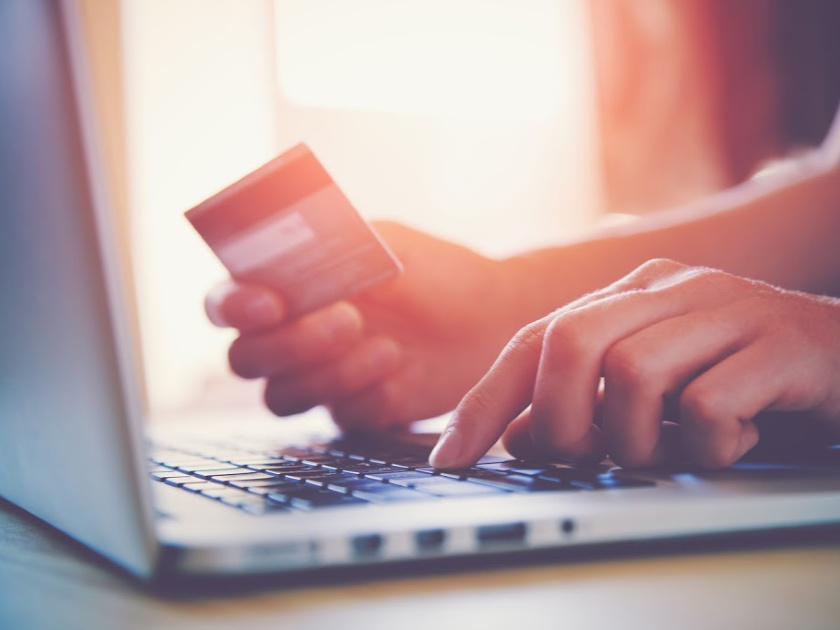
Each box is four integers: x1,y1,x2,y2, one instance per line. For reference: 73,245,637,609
275,0,566,119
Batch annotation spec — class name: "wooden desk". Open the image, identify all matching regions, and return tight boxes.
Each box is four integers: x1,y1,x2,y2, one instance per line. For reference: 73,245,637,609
1,497,839,630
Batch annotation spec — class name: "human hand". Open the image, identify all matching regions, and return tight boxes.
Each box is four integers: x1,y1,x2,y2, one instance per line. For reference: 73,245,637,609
204,221,527,431
430,259,840,470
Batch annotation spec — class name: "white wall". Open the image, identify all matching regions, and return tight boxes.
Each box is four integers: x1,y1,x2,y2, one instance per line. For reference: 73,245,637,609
122,0,278,411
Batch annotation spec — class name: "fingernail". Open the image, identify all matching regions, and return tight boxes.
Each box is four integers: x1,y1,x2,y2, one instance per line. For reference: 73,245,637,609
429,426,463,469
246,293,283,326
322,303,363,339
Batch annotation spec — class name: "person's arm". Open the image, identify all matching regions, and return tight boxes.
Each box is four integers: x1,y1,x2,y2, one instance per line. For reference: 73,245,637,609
429,135,840,470
506,150,840,328
206,119,840,435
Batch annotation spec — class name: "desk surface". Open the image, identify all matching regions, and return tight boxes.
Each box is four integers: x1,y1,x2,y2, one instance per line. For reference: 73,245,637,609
1,498,839,630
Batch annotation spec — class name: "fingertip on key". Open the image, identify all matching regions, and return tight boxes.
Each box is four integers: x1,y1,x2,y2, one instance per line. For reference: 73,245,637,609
429,426,465,469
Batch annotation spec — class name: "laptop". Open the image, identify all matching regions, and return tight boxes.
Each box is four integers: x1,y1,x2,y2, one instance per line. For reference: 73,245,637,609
2,0,840,583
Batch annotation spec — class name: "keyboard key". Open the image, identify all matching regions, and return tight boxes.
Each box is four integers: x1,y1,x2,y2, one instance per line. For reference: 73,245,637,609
535,467,655,490
299,457,345,467
350,486,433,503
571,476,656,490
303,472,361,489
363,470,436,483
327,478,389,493
413,482,508,498
174,462,239,473
246,481,306,496
339,463,399,475
385,458,429,469
162,475,199,487
192,467,253,480
148,465,174,472
259,464,320,476
270,447,315,460
438,470,470,480
469,473,577,493
289,493,370,510
235,497,292,515
318,459,357,472
267,485,367,509
179,480,225,493
476,461,554,476
151,470,194,481
200,486,249,500
161,458,220,468
284,469,337,482
386,474,449,489
237,461,290,470
224,456,284,464
536,466,613,483
464,469,513,482
475,454,512,465
221,473,279,487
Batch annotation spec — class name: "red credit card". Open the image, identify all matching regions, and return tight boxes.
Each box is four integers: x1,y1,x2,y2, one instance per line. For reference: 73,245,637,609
185,144,402,316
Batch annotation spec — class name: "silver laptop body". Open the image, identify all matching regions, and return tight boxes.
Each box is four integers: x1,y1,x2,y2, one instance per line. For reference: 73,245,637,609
2,0,839,581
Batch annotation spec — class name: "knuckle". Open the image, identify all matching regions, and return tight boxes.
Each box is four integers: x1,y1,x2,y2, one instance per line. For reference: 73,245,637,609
679,384,729,428
603,341,657,387
637,258,685,277
506,322,546,356
542,314,590,361
621,258,689,291
684,266,728,287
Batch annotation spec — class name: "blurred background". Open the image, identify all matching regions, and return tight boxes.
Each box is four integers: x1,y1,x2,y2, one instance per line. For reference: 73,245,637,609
76,0,840,416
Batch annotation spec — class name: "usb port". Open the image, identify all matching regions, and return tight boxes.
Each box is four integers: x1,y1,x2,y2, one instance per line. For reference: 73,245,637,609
351,534,383,557
415,528,446,552
476,522,527,546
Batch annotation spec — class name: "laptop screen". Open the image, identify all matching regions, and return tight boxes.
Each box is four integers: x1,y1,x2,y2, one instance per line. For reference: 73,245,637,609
0,0,155,576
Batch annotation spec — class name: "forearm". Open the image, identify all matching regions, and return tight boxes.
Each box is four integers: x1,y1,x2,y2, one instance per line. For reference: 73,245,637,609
506,154,840,321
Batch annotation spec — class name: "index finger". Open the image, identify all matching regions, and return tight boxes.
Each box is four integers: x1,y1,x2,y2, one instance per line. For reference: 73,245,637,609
429,315,552,469
204,280,286,331
427,271,646,470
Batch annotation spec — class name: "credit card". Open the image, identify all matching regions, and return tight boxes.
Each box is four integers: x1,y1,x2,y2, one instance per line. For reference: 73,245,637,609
185,143,402,317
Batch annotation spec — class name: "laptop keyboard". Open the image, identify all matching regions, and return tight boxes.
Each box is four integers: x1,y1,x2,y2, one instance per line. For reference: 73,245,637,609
148,437,655,515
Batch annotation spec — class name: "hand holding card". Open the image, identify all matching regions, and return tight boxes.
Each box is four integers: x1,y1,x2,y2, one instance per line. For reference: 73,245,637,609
185,144,402,317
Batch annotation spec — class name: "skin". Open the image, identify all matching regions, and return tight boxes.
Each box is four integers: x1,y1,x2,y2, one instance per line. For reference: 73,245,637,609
206,221,535,431
430,259,840,470
206,117,840,469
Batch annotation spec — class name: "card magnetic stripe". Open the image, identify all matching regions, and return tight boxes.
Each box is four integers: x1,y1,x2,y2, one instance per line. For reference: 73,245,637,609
185,143,332,245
